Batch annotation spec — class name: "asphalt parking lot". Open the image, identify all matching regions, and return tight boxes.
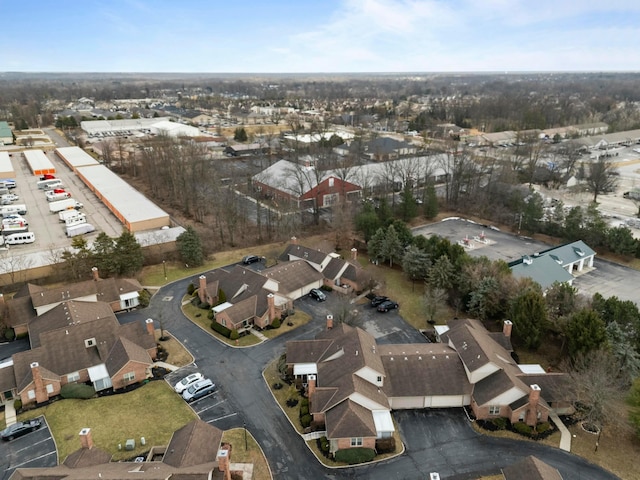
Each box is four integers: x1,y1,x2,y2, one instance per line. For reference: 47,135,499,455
165,365,240,432
413,218,640,305
0,416,57,480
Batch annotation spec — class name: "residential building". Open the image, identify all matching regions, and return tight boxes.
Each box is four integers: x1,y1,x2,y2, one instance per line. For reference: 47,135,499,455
10,420,240,480
286,319,571,454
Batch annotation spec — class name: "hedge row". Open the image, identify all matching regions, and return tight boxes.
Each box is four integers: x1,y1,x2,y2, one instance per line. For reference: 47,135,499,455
334,447,376,465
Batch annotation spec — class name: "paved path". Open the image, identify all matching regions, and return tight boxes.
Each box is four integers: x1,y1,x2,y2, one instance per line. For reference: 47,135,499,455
117,273,620,480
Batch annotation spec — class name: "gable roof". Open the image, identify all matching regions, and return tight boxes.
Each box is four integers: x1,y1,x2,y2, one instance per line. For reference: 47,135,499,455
163,419,223,468
325,399,377,439
502,455,563,480
285,339,334,364
279,243,329,266
63,445,112,468
509,254,574,290
380,344,472,397
261,260,324,294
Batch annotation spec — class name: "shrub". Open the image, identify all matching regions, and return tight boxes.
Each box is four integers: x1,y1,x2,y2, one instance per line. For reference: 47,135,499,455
300,397,309,408
187,283,196,295
334,447,376,465
319,436,330,453
300,405,309,417
300,414,312,428
536,422,552,434
271,318,281,329
207,310,214,320
512,422,533,436
61,383,96,399
138,289,151,308
211,321,232,338
321,285,333,291
286,398,299,407
13,399,22,411
375,437,396,454
273,382,283,390
230,329,239,341
4,328,15,341
492,417,508,430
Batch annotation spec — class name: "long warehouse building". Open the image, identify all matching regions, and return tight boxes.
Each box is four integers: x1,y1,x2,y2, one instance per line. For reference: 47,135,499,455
55,146,100,172
24,149,56,176
0,151,15,178
75,164,170,232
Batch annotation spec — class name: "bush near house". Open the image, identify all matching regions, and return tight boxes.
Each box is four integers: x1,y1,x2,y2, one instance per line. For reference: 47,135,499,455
61,383,96,400
211,321,232,338
300,414,312,428
229,329,239,341
375,437,396,454
334,447,376,465
318,436,330,457
270,318,281,329
512,422,533,436
187,283,196,296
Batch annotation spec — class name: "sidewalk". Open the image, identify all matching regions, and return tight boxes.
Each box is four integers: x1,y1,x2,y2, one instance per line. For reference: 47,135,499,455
549,412,572,452
3,399,17,426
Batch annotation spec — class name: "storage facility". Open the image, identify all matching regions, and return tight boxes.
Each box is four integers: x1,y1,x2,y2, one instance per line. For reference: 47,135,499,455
0,152,15,178
55,146,100,172
75,164,170,232
0,121,13,145
24,149,56,175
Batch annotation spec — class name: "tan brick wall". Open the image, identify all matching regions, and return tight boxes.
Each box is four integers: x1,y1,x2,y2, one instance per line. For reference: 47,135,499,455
111,361,150,390
335,436,376,452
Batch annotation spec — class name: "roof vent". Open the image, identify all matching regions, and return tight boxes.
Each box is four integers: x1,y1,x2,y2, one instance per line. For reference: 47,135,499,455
523,255,533,265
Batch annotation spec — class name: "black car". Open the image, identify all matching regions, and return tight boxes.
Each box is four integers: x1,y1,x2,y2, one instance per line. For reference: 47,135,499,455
377,300,399,312
1,419,42,441
309,288,326,301
242,255,261,265
370,295,389,307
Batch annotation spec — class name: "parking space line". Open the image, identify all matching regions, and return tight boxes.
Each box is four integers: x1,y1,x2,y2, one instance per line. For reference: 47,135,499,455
14,437,53,454
206,412,238,423
11,450,57,468
196,399,226,414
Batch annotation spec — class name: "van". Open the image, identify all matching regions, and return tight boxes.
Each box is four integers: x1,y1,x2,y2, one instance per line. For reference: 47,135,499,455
182,378,216,402
37,179,63,190
0,179,16,189
0,204,27,216
4,232,35,245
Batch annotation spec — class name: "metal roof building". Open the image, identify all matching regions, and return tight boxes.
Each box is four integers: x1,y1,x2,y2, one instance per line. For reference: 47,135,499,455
0,121,12,145
0,151,15,179
55,146,100,172
24,149,56,176
75,165,170,232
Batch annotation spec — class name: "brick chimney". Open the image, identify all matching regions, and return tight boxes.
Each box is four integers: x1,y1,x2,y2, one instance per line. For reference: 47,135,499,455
326,314,333,330
503,320,513,338
91,266,99,281
291,236,297,245
351,248,357,261
198,275,207,304
267,293,276,322
308,374,317,402
217,446,232,480
526,384,541,426
79,428,94,449
145,318,155,336
30,362,48,403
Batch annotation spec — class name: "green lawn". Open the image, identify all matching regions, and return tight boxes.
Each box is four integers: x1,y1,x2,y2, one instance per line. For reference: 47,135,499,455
19,381,196,462
222,428,272,480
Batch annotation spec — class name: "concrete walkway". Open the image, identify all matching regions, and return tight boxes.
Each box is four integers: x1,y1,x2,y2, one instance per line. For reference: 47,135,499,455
549,412,572,452
3,399,17,426
152,361,180,372
250,329,268,342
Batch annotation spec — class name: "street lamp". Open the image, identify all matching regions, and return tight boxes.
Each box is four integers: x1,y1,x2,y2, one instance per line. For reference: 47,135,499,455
243,421,248,451
163,260,167,281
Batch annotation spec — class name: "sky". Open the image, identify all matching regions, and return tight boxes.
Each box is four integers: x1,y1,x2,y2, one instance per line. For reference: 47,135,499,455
1,0,639,73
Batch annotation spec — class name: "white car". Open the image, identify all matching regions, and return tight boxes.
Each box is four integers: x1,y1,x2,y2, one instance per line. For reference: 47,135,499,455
174,372,204,393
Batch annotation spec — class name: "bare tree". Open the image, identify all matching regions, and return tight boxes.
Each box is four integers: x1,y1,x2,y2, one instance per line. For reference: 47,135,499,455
586,158,619,202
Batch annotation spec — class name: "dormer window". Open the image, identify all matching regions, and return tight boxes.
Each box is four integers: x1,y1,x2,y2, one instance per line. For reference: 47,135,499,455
84,338,96,348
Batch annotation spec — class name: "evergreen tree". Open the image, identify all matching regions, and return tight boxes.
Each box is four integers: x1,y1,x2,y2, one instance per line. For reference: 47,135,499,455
423,184,439,219
511,288,548,349
566,308,607,360
234,127,248,142
92,232,117,276
398,185,418,222
367,228,386,264
382,224,402,267
355,202,381,242
113,230,144,276
176,226,204,267
402,246,430,284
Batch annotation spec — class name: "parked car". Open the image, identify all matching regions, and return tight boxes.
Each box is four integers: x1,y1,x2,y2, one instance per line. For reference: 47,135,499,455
377,300,399,312
309,288,326,302
1,419,42,441
242,254,261,265
182,378,216,402
174,372,204,394
370,295,389,307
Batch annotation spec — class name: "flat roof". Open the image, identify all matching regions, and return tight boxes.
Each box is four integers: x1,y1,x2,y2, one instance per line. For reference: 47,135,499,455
24,149,55,173
76,165,169,225
56,146,100,168
0,152,13,173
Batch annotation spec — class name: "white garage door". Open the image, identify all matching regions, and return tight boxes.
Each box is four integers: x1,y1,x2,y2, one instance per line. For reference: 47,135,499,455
389,396,426,409
431,395,468,408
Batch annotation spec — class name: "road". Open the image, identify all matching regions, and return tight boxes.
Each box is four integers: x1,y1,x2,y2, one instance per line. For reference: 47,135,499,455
119,274,621,480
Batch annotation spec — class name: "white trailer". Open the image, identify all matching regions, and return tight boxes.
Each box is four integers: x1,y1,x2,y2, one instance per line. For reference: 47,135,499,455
59,209,85,222
2,223,29,235
49,198,83,214
64,213,87,227
66,223,95,237
46,192,72,202
0,204,27,216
